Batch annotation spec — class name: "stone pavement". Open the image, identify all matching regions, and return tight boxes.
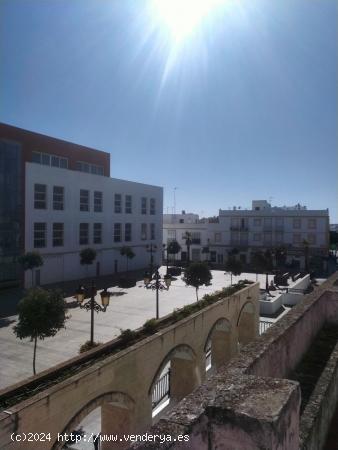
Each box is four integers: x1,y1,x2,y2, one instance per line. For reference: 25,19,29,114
0,269,275,390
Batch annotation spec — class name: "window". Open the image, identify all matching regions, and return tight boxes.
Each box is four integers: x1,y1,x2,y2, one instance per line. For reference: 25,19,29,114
308,219,317,229
275,217,284,229
141,223,147,240
125,195,132,214
41,153,50,165
79,223,89,245
253,233,261,241
76,161,104,175
80,189,89,211
94,191,103,212
231,218,239,228
293,233,301,245
167,230,176,242
150,223,155,240
191,232,201,244
34,223,46,248
253,218,262,226
53,186,64,210
150,198,156,215
210,251,216,263
32,152,68,169
93,223,102,244
125,223,132,242
264,217,272,229
215,233,221,242
308,233,316,245
179,219,184,223
53,223,64,247
141,197,147,215
114,194,122,213
114,223,122,242
293,218,301,229
34,184,47,209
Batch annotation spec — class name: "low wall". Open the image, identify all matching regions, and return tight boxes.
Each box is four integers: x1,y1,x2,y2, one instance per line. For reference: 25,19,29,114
282,274,311,306
259,292,284,315
300,337,338,450
130,272,338,450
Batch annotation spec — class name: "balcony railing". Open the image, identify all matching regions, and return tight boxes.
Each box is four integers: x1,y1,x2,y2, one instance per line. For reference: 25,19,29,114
259,320,273,335
230,226,249,232
152,370,170,409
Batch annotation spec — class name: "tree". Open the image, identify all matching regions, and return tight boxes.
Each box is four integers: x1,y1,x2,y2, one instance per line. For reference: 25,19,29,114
18,252,43,287
80,248,96,278
302,240,310,272
167,240,181,265
183,232,192,264
251,251,266,281
225,257,243,285
13,288,68,375
120,246,135,275
275,246,287,268
183,262,212,301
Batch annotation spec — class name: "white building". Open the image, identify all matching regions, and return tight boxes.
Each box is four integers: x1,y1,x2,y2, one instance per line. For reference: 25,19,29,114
0,123,163,288
25,163,162,287
163,201,330,270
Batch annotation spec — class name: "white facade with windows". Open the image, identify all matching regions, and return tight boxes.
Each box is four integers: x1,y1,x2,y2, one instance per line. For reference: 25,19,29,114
25,162,163,287
163,201,329,270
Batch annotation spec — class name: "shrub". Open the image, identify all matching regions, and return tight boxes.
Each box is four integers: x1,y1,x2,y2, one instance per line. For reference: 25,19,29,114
119,328,137,344
143,318,158,335
79,341,101,353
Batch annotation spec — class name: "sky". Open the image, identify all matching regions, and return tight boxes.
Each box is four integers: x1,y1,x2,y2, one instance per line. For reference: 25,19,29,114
0,0,337,221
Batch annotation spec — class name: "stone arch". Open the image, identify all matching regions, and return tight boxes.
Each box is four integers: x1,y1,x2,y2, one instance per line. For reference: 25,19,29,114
237,301,256,346
54,391,135,450
149,344,200,409
204,318,235,371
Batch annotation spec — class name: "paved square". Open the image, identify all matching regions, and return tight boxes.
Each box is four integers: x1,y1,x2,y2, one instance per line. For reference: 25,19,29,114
0,269,275,390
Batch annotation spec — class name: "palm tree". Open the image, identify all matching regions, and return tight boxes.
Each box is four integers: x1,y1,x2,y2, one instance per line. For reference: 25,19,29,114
183,232,192,264
167,240,181,265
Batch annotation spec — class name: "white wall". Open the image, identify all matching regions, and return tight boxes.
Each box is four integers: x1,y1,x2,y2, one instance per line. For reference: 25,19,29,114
25,163,163,287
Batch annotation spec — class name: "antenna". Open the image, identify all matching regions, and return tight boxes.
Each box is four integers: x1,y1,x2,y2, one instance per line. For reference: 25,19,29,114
174,187,178,215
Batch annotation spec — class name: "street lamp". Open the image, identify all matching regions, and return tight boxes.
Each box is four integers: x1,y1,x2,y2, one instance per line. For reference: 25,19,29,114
144,268,172,319
75,281,111,345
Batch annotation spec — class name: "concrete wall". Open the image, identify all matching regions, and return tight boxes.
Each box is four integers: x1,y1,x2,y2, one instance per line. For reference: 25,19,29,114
259,291,284,315
0,283,259,450
282,274,311,306
129,272,338,450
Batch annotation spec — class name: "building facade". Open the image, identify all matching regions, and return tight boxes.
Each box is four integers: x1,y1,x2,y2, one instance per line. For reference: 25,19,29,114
0,123,162,288
163,200,330,270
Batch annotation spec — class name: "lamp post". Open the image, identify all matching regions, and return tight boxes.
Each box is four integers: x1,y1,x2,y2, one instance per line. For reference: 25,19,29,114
146,244,157,278
183,232,192,265
75,281,111,345
144,269,171,319
162,243,169,275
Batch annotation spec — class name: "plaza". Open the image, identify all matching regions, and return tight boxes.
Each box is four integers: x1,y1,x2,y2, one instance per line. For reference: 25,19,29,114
0,268,276,390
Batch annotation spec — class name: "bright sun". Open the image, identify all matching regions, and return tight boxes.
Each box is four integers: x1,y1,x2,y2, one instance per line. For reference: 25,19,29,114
152,0,223,42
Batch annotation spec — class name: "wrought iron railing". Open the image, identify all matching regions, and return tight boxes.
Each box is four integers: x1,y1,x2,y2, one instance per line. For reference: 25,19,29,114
206,347,212,369
152,370,170,409
259,320,273,335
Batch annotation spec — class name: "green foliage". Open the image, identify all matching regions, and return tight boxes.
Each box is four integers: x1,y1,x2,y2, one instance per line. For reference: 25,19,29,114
330,231,338,246
13,288,69,374
183,262,212,300
120,246,135,259
225,257,243,276
79,340,101,354
167,240,181,255
119,328,137,344
143,318,158,334
14,288,68,341
80,248,97,266
18,252,43,271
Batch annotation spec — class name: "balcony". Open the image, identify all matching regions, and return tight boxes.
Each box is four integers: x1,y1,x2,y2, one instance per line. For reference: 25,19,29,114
230,226,249,232
191,238,201,245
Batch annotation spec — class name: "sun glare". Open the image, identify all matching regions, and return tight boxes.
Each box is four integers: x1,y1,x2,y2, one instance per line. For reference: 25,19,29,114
152,0,223,42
